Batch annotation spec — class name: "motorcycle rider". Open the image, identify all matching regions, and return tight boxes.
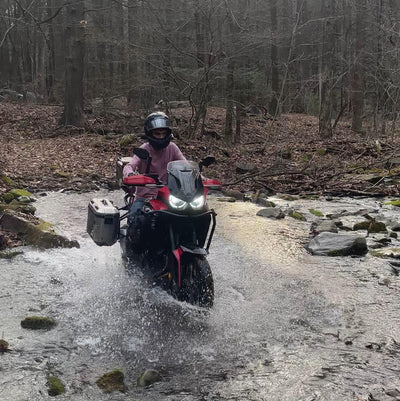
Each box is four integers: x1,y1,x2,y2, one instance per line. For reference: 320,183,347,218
123,111,186,229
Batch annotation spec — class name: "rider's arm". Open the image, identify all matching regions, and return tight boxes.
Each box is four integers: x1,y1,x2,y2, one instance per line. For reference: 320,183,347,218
123,155,141,178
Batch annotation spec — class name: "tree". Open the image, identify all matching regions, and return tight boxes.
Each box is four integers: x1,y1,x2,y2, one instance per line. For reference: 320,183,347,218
60,0,85,127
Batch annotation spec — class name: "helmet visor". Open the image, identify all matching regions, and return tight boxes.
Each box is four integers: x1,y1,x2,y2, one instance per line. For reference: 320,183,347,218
146,116,171,131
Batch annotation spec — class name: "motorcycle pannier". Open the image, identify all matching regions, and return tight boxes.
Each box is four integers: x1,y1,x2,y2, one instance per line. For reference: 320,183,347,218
87,198,120,246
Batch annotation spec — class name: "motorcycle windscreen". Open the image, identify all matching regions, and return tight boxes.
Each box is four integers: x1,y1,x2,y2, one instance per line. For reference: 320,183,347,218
167,160,203,202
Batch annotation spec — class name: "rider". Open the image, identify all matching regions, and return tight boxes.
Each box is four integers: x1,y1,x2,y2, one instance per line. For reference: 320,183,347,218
123,111,186,222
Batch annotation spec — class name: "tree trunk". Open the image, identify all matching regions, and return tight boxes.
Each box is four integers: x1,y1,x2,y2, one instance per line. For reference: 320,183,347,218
60,1,85,127
269,0,279,116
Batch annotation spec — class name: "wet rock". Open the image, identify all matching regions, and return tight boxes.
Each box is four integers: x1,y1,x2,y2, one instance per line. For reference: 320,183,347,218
306,232,368,256
96,369,126,393
256,207,285,219
0,339,9,352
0,212,79,249
276,193,299,201
311,220,338,235
137,369,162,387
9,188,33,198
47,376,65,396
0,250,23,259
257,198,276,208
21,316,57,330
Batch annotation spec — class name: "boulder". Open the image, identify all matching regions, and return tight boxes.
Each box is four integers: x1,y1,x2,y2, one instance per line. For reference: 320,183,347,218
235,162,257,174
137,369,162,387
0,212,79,249
96,369,126,393
21,316,56,330
311,220,338,234
306,232,368,256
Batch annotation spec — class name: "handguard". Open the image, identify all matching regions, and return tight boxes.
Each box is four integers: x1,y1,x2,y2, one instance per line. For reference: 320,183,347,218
123,175,156,186
202,179,222,190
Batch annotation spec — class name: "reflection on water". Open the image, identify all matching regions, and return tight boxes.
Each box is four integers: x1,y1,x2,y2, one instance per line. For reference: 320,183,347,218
1,191,400,400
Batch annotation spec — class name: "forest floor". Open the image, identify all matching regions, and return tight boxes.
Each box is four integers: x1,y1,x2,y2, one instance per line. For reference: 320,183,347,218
1,102,400,198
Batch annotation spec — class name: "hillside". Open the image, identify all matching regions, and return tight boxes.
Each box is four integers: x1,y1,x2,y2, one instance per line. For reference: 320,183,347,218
1,103,400,197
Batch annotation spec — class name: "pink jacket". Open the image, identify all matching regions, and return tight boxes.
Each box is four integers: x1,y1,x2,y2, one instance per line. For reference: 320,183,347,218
123,142,186,199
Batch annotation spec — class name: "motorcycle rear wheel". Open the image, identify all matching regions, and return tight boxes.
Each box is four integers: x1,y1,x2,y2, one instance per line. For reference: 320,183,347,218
178,255,214,308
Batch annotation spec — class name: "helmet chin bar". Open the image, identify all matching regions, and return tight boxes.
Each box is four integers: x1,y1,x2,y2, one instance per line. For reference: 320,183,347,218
147,132,172,149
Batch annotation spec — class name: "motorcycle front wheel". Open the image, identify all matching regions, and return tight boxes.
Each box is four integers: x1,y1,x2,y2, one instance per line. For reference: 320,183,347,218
178,255,214,308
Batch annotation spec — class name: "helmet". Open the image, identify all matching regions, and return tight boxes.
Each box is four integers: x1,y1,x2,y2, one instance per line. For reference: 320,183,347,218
144,112,172,149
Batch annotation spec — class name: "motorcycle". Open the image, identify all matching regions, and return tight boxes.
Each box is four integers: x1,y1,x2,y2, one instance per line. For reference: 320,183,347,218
119,148,222,307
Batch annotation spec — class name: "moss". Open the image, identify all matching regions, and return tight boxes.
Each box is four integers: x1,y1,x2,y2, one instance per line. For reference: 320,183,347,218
0,339,9,352
217,197,236,202
289,211,306,221
36,219,55,232
96,369,126,393
316,148,327,156
309,209,324,217
385,200,400,207
277,194,299,201
10,189,32,198
0,251,23,259
21,316,57,330
47,376,65,396
302,153,312,162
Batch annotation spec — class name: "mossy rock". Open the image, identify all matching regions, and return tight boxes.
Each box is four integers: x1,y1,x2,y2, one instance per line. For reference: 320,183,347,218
96,369,126,393
369,248,400,259
1,192,15,203
385,200,400,207
47,376,65,396
9,189,32,198
0,212,79,249
119,134,135,148
0,251,23,259
21,316,57,330
137,369,162,387
0,339,9,352
309,209,324,217
288,211,306,221
353,221,387,233
0,201,36,214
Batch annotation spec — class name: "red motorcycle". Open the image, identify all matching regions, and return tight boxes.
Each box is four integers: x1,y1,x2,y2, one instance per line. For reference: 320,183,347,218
120,148,222,307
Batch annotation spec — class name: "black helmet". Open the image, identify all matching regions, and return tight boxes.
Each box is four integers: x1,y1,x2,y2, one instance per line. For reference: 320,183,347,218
144,112,172,149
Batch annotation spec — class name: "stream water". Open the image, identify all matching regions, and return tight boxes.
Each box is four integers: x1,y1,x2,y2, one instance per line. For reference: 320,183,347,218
1,191,400,401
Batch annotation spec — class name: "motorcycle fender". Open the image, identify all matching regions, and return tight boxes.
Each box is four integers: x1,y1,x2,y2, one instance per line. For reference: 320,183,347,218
172,246,207,287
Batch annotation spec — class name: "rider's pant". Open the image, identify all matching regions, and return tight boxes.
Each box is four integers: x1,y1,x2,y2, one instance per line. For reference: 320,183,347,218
128,198,146,224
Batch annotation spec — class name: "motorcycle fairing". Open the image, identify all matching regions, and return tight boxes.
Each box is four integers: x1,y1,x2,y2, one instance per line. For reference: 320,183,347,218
167,160,203,202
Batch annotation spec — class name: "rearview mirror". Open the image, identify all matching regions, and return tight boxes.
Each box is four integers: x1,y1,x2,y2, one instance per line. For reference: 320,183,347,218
200,156,215,168
133,147,150,160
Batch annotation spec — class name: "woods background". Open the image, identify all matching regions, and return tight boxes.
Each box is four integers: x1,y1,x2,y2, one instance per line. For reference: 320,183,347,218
1,0,400,141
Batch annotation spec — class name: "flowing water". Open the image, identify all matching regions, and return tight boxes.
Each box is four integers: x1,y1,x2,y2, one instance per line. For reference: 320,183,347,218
1,191,400,401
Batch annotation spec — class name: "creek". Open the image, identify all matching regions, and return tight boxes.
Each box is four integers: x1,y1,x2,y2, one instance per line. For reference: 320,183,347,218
1,191,400,401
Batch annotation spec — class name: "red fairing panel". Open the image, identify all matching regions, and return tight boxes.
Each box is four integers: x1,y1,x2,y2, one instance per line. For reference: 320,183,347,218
123,175,156,186
149,199,168,210
202,179,222,187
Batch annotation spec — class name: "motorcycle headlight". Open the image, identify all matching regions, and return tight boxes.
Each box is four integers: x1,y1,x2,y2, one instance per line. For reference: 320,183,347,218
169,194,187,209
189,195,205,209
